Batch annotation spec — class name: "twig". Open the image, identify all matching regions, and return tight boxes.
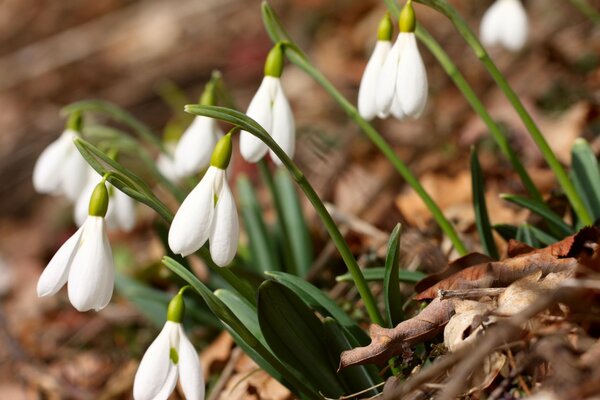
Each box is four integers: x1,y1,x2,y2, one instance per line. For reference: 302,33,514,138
207,347,243,400
438,287,506,300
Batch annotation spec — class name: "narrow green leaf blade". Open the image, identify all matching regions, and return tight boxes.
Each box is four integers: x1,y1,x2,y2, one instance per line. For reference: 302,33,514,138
471,149,499,259
516,224,539,247
336,268,426,283
384,224,404,327
492,223,518,242
571,138,600,221
501,194,574,236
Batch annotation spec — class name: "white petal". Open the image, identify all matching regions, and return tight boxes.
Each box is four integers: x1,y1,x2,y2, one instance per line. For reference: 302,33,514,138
67,217,115,311
396,33,428,118
389,93,406,120
375,37,402,117
111,186,136,232
37,225,84,297
168,167,218,256
134,322,179,400
157,153,179,183
240,77,278,163
500,0,528,51
358,41,391,121
480,0,504,47
269,81,295,165
175,116,223,177
208,176,239,267
60,142,90,202
177,325,205,400
32,131,73,195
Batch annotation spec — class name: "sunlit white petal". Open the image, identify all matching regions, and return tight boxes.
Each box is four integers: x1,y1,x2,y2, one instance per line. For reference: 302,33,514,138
375,37,403,117
240,76,278,162
37,226,84,297
208,179,239,267
480,0,528,51
60,145,89,202
111,186,136,232
32,131,73,195
67,217,114,311
396,33,428,117
175,116,223,178
157,152,179,183
269,81,295,165
168,167,217,256
358,41,391,121
177,324,205,400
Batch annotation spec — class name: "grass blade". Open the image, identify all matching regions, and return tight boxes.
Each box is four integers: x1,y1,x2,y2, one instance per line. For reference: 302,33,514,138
471,148,499,259
384,224,404,327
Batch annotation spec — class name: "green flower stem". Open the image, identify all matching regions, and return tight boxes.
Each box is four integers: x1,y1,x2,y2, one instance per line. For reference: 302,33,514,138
383,0,543,205
413,0,593,226
187,105,387,325
257,160,298,274
261,3,468,256
569,0,600,24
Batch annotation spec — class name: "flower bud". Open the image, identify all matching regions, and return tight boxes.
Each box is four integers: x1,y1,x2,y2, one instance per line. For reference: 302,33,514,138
210,131,233,169
400,0,416,33
377,12,394,41
264,43,284,78
167,292,185,323
200,82,216,106
66,111,83,133
88,181,109,217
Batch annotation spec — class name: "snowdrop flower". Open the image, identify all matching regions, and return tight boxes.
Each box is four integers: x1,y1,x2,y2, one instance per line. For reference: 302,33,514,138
75,168,136,232
134,290,204,400
480,0,528,52
376,0,428,119
174,85,223,177
169,132,239,266
240,43,295,165
32,113,89,201
157,141,180,183
358,13,393,121
37,180,115,312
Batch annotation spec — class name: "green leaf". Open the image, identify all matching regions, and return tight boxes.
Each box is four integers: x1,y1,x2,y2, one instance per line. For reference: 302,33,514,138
163,257,322,399
237,174,279,273
274,169,313,277
336,268,426,283
528,225,559,246
471,149,499,259
501,194,574,236
63,100,165,152
258,281,346,397
265,271,369,345
384,224,404,327
516,224,539,247
493,223,518,242
322,318,382,396
571,138,600,221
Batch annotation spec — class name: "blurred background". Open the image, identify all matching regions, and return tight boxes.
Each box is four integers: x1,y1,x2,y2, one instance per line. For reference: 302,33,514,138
0,0,598,398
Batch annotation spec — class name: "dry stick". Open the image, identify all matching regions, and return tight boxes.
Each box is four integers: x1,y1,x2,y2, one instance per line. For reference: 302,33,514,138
438,287,506,300
206,347,243,400
384,286,577,399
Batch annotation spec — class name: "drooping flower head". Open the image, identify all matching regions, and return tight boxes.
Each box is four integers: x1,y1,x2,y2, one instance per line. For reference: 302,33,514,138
174,82,223,178
480,0,528,52
37,180,115,312
134,290,205,400
168,132,239,266
32,112,89,201
358,12,393,121
376,0,428,120
240,43,295,165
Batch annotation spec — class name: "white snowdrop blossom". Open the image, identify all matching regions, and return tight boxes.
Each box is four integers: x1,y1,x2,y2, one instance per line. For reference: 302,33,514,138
480,0,528,52
157,142,179,183
133,293,204,400
174,116,223,178
74,169,136,232
358,13,393,121
32,129,88,201
168,133,239,266
37,182,115,312
240,44,295,165
376,2,428,119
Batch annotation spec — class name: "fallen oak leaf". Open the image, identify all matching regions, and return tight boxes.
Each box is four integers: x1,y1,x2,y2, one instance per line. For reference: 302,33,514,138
414,227,600,300
339,298,455,368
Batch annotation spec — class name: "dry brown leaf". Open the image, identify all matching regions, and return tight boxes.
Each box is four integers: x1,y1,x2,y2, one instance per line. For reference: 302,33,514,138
200,332,234,378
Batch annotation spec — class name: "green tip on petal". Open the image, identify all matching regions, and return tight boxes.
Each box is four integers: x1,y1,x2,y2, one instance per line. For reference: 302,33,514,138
210,131,233,169
167,292,185,323
88,181,109,217
66,112,83,133
264,43,284,78
377,12,394,41
170,347,179,364
200,82,216,106
399,0,416,33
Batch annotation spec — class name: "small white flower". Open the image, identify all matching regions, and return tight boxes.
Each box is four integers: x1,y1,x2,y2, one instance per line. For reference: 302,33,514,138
75,170,136,232
33,129,88,201
133,321,204,400
358,40,392,121
174,116,223,178
480,0,528,52
168,166,238,266
376,32,428,119
157,142,180,183
240,76,295,165
37,215,115,311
